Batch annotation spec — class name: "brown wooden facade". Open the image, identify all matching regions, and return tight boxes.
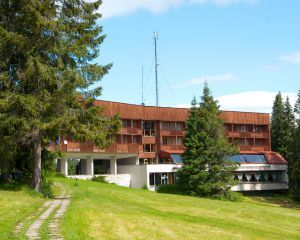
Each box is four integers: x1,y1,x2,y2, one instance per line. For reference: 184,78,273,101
55,100,274,161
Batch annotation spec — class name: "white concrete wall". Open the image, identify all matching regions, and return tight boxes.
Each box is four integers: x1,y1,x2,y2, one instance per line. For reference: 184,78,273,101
118,165,147,188
146,164,180,173
67,174,131,187
231,182,288,191
237,164,287,171
100,174,131,187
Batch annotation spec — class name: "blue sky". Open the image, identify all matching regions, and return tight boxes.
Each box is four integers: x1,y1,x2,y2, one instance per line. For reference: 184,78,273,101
94,0,299,113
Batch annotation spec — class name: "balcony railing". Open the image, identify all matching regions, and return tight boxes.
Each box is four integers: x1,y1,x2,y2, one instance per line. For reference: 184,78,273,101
54,141,141,154
143,137,156,144
161,130,185,136
161,145,185,151
120,127,142,135
226,131,269,139
239,146,270,151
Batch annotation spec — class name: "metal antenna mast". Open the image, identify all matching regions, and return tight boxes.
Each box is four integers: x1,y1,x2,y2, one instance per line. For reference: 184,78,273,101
153,32,159,107
141,65,145,105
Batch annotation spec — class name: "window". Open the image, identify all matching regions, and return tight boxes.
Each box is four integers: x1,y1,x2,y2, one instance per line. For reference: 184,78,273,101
122,119,133,128
121,135,129,144
162,122,170,130
162,137,176,145
143,121,155,136
149,173,170,186
223,124,230,132
233,125,241,132
132,120,137,128
176,137,183,145
238,138,246,146
132,135,138,144
254,139,264,146
254,125,267,132
143,144,155,152
149,173,155,185
176,122,184,131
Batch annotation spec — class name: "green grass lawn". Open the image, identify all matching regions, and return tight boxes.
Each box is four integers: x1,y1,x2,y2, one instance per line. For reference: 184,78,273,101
0,184,46,240
58,178,300,240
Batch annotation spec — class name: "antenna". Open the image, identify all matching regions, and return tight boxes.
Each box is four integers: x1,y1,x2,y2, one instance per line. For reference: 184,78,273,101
141,65,145,106
153,31,159,107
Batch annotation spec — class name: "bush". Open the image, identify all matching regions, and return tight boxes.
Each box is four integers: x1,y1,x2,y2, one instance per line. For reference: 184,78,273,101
40,170,54,198
157,184,183,194
92,175,107,183
212,191,243,202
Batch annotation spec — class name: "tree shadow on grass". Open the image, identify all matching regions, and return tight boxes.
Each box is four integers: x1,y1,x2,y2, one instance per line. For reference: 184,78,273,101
244,191,300,210
0,182,24,191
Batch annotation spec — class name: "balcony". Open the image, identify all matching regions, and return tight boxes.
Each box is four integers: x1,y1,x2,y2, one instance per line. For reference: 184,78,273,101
226,131,269,139
143,137,156,144
105,143,142,153
161,130,185,136
139,152,157,159
239,146,270,151
120,127,142,135
55,141,141,154
161,145,185,151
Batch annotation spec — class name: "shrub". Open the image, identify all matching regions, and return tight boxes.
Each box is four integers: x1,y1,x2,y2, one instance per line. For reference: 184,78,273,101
157,184,183,194
40,170,54,198
92,175,107,183
212,191,243,202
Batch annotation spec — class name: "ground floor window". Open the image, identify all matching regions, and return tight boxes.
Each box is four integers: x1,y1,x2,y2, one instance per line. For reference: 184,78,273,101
149,172,175,186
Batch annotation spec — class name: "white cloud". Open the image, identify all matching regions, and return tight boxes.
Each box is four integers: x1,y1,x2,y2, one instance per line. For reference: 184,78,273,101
175,73,237,88
280,51,300,64
175,91,297,113
100,0,257,19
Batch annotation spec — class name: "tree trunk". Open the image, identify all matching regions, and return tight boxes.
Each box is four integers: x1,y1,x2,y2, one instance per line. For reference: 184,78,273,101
33,139,42,191
0,158,11,183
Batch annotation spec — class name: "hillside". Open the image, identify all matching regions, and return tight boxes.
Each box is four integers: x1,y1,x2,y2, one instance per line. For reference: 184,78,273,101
1,178,300,239
58,178,300,240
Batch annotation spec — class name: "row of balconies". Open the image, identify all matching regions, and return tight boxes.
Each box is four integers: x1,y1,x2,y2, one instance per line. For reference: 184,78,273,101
120,127,269,139
53,140,270,155
225,131,269,139
119,127,185,136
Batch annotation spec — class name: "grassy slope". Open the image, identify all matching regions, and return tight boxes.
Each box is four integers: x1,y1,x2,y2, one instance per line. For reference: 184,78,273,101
58,178,300,240
0,185,45,240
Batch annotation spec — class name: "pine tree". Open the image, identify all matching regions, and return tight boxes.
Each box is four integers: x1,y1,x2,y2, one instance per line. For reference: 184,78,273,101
177,82,238,197
283,97,296,160
295,90,300,124
0,1,121,190
271,92,286,155
291,90,300,199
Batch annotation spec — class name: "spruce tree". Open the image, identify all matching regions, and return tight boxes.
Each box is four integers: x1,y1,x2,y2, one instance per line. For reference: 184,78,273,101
271,92,286,155
283,97,296,160
291,90,300,199
177,83,238,197
0,1,121,190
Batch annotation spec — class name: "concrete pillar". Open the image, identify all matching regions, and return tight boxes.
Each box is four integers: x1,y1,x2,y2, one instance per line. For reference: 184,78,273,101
110,156,117,175
60,157,68,176
136,155,139,165
86,156,94,175
80,159,87,175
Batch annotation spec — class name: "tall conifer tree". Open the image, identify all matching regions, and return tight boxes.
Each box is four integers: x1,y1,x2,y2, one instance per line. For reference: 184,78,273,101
283,97,296,160
271,92,286,155
177,83,238,197
0,1,121,190
291,90,300,198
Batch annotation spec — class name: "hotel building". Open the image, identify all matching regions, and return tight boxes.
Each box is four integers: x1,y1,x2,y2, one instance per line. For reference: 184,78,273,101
54,100,288,191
